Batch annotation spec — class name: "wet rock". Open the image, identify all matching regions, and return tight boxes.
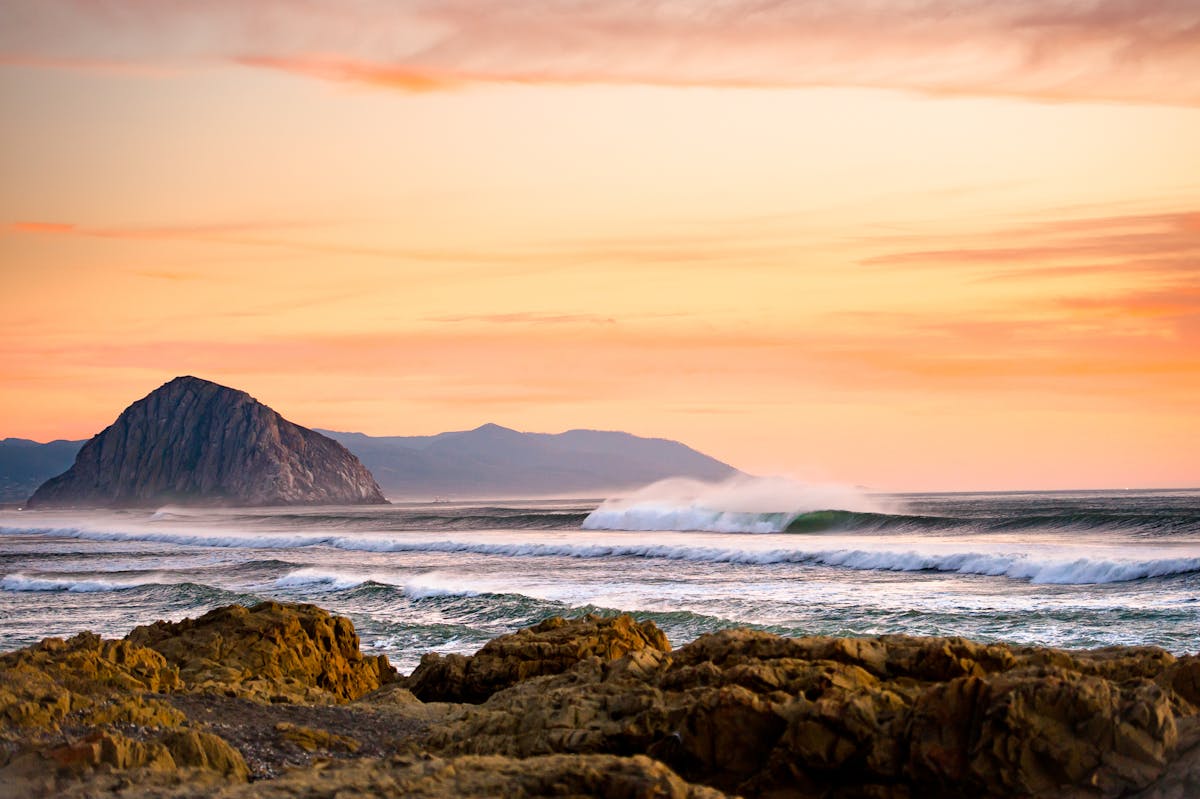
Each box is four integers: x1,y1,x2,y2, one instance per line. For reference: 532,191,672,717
126,602,396,703
408,613,670,703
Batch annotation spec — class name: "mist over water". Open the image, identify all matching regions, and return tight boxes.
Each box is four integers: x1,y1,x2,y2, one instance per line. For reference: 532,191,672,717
1,487,1198,672
583,475,890,532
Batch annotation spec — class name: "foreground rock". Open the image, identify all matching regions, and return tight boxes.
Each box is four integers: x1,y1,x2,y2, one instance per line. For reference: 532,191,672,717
3,603,1198,799
0,602,396,794
127,601,396,703
408,613,671,703
27,375,387,508
429,627,1200,798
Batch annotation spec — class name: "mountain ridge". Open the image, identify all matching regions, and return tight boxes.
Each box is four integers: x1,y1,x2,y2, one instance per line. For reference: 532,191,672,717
314,423,738,499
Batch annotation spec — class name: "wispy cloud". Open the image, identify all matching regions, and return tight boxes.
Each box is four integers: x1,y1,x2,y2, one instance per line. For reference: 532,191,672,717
3,1,1198,105
861,210,1200,275
427,312,617,325
8,219,309,241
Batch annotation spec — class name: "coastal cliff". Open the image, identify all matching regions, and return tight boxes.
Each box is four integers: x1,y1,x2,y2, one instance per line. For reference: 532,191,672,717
1,603,1198,798
26,376,387,508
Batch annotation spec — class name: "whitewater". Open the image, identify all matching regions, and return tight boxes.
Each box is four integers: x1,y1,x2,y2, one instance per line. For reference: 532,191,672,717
2,483,1198,672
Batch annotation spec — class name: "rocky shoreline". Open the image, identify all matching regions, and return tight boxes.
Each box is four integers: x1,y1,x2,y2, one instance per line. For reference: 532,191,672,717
1,602,1198,798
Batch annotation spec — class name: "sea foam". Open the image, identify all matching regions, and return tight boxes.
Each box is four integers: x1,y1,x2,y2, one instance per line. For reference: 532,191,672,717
0,572,140,592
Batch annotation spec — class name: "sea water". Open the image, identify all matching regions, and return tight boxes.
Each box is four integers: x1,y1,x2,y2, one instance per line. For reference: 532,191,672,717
1,486,1197,673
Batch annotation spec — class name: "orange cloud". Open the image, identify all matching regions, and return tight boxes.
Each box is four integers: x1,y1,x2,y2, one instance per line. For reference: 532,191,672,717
4,1,1199,105
236,56,460,93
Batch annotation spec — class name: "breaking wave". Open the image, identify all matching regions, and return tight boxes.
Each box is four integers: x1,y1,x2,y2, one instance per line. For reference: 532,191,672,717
5,526,1198,585
270,568,486,599
583,475,891,533
1,572,150,592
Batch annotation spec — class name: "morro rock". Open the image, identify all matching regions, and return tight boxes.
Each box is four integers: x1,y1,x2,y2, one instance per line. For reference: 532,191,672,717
26,376,388,508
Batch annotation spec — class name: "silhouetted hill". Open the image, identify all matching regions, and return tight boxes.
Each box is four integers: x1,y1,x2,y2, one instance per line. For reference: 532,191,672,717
3,414,738,504
0,438,84,503
26,377,387,508
316,423,739,499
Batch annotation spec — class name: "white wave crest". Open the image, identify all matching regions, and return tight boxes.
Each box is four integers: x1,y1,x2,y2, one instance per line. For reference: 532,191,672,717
272,568,484,598
402,572,484,599
272,569,367,590
4,525,1198,585
1,572,139,592
582,475,886,533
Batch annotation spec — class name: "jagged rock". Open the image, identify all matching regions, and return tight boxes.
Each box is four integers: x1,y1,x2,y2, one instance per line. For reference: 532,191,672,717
0,631,182,735
27,375,387,508
427,625,1195,798
2,604,1196,799
408,613,670,703
126,602,396,703
161,730,250,778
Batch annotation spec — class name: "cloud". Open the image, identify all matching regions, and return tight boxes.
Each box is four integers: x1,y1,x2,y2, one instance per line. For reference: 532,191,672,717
235,55,460,92
8,219,308,241
426,312,617,325
861,210,1200,274
2,1,1198,105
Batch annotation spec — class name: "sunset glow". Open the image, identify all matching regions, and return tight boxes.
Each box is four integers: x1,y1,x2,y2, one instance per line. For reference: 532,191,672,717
1,0,1197,491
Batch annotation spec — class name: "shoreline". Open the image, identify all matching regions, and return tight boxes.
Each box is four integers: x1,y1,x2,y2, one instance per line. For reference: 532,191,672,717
2,600,1199,798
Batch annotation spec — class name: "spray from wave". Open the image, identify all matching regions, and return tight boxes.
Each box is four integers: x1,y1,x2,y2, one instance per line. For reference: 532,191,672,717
582,475,891,533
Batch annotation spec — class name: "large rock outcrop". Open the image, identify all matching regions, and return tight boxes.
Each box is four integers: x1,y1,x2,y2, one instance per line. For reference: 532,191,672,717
428,624,1197,799
3,605,1198,799
126,602,396,703
26,375,387,508
408,613,671,703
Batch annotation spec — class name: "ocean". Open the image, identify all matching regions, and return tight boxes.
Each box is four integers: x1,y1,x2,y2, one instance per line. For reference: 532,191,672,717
2,483,1198,673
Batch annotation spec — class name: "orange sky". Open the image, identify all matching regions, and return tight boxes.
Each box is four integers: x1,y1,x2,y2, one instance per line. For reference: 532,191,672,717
1,1,1198,491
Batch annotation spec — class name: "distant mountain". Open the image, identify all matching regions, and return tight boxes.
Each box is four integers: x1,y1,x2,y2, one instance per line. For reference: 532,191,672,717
26,376,387,508
316,423,739,499
0,438,85,503
2,410,738,504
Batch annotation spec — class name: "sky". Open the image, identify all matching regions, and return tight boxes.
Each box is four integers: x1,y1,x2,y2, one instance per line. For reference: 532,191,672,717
1,0,1198,492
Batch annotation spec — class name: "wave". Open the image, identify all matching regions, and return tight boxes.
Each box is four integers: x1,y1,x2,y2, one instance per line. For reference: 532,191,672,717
584,475,889,533
0,572,144,592
10,525,1200,585
271,569,367,591
271,568,487,599
584,506,1200,536
220,510,591,532
584,507,794,533
581,507,953,534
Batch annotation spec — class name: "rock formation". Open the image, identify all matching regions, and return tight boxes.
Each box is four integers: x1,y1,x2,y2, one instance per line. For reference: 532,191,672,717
427,626,1197,798
126,601,396,703
408,613,671,703
26,376,387,508
3,604,1199,799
